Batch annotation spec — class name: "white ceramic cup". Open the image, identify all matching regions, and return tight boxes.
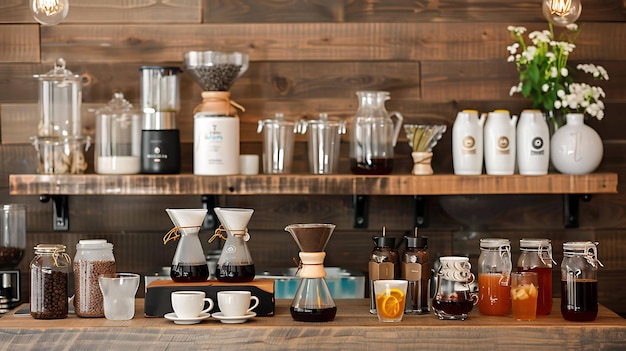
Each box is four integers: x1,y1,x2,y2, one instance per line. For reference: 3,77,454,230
239,154,259,175
171,291,214,319
217,291,260,317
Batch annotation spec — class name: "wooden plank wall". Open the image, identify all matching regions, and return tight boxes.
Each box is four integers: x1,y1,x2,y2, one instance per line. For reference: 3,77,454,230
1,0,626,314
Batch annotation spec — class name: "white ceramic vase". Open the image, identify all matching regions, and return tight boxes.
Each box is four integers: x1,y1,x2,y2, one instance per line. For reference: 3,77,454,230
550,113,603,174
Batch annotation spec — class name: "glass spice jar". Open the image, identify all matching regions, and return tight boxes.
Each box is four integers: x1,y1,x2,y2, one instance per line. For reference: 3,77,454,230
402,229,431,314
73,239,116,317
368,227,399,314
30,244,71,319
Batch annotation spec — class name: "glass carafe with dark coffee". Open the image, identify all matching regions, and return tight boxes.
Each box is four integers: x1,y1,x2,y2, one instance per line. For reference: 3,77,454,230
211,207,255,282
349,91,403,174
163,208,209,282
285,223,337,322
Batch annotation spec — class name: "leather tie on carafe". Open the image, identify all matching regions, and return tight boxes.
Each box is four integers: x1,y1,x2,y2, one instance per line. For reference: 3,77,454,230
162,225,201,245
208,225,250,243
193,91,245,115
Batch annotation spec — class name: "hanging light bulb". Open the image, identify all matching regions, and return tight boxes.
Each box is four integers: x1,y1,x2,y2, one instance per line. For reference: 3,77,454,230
543,0,582,26
30,0,69,26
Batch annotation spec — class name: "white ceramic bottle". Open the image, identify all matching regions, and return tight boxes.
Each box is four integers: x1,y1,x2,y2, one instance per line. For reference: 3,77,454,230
452,110,486,175
517,109,550,175
484,110,518,175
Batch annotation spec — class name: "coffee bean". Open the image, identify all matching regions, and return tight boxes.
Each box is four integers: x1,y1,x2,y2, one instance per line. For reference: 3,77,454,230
73,259,116,317
31,269,68,319
193,64,243,91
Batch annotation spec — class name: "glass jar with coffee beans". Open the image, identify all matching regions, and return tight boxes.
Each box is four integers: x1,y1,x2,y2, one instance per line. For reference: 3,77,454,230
73,239,116,317
30,244,71,319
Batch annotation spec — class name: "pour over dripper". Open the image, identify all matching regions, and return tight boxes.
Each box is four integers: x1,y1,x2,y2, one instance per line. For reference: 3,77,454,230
184,51,249,91
164,208,209,282
211,207,255,282
285,223,337,322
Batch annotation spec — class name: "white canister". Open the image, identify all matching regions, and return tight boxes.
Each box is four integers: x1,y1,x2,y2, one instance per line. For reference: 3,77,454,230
452,109,486,175
484,110,518,175
194,114,240,175
517,109,550,175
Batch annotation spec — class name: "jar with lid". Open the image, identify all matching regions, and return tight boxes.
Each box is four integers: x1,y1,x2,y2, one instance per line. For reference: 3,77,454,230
73,239,116,317
477,238,512,316
30,244,71,319
517,238,555,315
402,228,431,314
368,227,399,314
561,241,603,321
95,92,142,175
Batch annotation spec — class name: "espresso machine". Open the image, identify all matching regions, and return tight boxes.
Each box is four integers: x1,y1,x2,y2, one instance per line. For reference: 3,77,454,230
0,204,26,313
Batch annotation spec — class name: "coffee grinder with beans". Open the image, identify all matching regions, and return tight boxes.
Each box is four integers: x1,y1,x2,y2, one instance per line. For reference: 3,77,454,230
183,51,249,175
0,204,26,313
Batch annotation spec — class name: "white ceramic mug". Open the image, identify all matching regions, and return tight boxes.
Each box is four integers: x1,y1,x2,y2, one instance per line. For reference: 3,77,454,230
217,291,260,317
171,291,214,319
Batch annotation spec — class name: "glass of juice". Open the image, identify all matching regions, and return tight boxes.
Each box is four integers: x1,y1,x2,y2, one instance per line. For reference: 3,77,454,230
374,280,408,322
510,272,538,321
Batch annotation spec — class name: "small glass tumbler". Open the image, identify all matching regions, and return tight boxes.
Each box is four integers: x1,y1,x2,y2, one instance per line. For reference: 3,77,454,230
510,272,539,321
373,279,408,322
99,273,140,320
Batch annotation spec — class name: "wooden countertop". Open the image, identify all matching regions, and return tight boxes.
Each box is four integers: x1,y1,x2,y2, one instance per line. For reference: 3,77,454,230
1,299,625,350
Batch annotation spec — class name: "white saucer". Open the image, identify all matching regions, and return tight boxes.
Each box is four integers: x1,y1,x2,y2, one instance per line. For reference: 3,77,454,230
164,312,211,325
211,311,256,324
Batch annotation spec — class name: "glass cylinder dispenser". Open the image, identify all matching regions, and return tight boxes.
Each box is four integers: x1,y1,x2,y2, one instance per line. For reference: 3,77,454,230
95,92,142,174
33,58,82,138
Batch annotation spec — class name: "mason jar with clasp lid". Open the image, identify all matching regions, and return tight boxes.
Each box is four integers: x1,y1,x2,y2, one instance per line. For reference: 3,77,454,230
477,238,511,316
73,239,116,317
561,241,603,322
518,238,555,315
30,244,71,319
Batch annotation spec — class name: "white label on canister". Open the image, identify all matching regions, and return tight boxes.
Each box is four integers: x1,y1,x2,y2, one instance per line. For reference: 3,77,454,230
194,113,240,175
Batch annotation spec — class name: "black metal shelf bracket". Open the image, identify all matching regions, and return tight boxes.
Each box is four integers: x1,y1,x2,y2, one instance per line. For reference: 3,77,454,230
413,195,428,228
39,195,69,231
201,195,219,231
353,195,369,229
563,194,592,228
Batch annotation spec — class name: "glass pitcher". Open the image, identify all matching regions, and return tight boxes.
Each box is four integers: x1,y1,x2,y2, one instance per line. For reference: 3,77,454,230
349,91,403,174
432,256,477,320
163,209,210,282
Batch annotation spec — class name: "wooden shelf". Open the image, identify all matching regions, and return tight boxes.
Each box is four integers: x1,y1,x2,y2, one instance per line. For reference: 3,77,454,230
9,173,618,196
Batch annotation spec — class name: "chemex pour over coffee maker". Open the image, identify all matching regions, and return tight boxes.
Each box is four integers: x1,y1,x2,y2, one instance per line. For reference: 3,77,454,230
210,207,255,282
163,208,209,282
285,223,337,322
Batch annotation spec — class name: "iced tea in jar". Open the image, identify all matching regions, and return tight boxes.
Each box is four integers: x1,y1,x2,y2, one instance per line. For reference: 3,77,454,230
478,238,512,316
517,238,555,315
561,241,602,322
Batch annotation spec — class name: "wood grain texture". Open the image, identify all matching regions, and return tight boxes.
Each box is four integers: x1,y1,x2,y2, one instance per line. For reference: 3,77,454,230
8,173,618,196
38,23,626,63
0,299,624,350
0,25,39,63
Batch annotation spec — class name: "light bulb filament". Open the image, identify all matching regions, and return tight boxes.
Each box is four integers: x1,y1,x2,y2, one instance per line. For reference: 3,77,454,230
549,0,573,17
37,0,63,16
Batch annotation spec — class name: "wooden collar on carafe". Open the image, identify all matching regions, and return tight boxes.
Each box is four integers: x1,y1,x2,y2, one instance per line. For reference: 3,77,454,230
194,91,245,115
297,252,327,278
